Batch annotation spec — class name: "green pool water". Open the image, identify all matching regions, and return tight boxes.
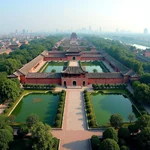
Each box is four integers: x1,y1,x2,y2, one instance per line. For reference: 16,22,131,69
85,65,103,72
12,93,59,125
43,65,63,73
91,93,136,126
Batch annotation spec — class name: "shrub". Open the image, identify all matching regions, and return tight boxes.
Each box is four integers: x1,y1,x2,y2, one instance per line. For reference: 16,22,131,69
88,113,94,120
3,108,9,114
120,145,130,150
89,119,96,127
103,127,118,142
87,108,92,113
100,139,120,150
55,120,61,127
118,138,126,147
8,102,13,108
57,108,63,113
91,135,100,150
60,96,65,101
118,127,130,140
56,114,62,120
84,90,88,93
17,124,29,138
86,103,90,109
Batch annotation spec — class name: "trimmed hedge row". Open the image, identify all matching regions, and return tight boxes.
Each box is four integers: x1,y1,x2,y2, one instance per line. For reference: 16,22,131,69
92,84,127,90
23,84,56,90
54,90,66,128
84,90,97,128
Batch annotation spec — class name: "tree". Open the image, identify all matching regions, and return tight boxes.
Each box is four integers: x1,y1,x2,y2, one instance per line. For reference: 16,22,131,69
118,127,130,140
128,113,135,123
100,139,120,150
0,79,20,102
120,145,130,150
0,115,8,129
30,122,54,150
138,127,150,150
8,115,16,124
128,124,138,134
91,135,100,150
93,69,98,73
26,114,39,127
51,69,56,73
103,127,118,142
136,114,150,130
17,124,29,138
57,46,64,51
109,114,123,129
0,129,13,150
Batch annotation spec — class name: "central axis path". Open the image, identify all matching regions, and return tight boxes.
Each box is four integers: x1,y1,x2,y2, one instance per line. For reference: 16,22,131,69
52,89,103,150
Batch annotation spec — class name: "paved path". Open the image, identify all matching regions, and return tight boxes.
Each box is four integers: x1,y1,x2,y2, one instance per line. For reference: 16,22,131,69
52,89,103,150
69,61,79,66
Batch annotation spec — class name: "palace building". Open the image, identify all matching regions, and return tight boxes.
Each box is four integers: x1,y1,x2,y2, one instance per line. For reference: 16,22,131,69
10,33,139,87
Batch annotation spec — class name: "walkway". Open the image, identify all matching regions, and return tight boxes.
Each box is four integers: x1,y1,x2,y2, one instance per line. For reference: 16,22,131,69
69,61,79,66
52,89,103,150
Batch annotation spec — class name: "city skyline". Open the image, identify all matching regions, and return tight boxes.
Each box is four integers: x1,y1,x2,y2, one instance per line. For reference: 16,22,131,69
0,0,150,34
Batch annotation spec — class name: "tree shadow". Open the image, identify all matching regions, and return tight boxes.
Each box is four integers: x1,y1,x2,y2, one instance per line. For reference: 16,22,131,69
63,139,89,150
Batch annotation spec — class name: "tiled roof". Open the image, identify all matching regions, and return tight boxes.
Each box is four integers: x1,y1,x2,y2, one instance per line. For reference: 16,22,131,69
101,51,130,74
136,55,150,62
17,51,47,75
87,73,123,78
62,66,87,74
26,73,61,78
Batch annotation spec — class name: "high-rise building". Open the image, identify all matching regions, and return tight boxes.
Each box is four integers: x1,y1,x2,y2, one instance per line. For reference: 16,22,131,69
89,26,92,33
144,28,148,34
99,27,102,33
22,29,26,34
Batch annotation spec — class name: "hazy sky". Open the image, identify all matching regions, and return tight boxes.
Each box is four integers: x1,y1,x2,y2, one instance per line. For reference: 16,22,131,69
0,0,150,33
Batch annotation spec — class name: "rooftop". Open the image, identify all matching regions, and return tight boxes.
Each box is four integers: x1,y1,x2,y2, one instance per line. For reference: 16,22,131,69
87,72,123,78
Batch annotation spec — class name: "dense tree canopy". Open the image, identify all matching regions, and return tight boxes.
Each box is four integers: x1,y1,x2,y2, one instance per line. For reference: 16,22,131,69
0,129,13,150
86,36,143,74
136,114,150,130
138,127,150,150
118,127,130,140
133,81,150,103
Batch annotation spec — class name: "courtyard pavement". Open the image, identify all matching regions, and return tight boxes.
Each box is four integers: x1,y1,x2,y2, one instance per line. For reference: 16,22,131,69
69,61,79,66
52,89,103,150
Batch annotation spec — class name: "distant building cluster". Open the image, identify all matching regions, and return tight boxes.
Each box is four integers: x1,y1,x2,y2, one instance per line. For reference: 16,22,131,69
0,32,46,54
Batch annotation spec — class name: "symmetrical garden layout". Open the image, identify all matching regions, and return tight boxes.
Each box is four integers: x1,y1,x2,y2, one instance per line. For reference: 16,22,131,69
8,33,141,149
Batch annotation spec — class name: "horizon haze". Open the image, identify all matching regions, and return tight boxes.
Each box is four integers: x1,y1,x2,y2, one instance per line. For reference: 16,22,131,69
0,0,150,34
